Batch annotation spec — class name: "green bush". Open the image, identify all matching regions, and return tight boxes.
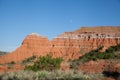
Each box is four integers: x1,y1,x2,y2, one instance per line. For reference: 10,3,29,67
25,54,63,71
79,44,120,62
105,44,120,53
22,55,36,64
10,61,15,64
103,62,120,80
70,46,104,69
70,44,120,69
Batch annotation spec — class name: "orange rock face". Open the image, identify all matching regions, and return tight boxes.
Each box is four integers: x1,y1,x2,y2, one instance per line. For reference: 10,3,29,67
0,64,24,73
79,60,110,73
79,60,120,74
0,26,120,64
60,61,70,71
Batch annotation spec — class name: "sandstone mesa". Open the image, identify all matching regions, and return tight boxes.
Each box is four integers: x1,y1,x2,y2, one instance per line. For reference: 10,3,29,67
0,26,120,64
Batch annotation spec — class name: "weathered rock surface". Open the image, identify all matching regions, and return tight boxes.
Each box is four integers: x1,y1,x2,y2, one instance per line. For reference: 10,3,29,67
0,26,120,64
79,59,120,74
60,61,70,71
0,64,24,73
79,60,110,73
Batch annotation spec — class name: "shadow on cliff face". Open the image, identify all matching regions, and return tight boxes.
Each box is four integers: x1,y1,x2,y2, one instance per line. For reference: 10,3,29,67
103,71,120,80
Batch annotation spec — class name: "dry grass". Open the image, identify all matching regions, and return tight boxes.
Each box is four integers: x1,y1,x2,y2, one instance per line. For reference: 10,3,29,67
0,70,104,80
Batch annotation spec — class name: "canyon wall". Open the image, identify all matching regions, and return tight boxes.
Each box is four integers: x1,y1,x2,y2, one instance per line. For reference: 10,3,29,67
0,26,120,64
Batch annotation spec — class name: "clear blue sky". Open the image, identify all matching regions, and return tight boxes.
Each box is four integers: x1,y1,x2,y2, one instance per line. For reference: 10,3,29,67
0,0,120,52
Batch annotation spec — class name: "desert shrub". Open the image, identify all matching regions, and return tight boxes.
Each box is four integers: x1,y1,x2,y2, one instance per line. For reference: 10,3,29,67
105,44,120,53
36,70,49,79
79,44,120,62
0,70,105,80
103,71,120,80
10,61,15,64
103,62,120,80
25,54,63,71
70,44,120,69
3,61,16,69
50,70,103,80
0,71,35,80
7,61,16,65
22,55,36,64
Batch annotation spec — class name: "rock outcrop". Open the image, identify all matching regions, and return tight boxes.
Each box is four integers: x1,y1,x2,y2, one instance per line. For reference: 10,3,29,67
0,26,120,64
79,59,120,74
0,64,24,73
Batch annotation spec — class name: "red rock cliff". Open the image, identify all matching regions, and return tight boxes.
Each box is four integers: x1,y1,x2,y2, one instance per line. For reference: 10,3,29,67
0,26,120,64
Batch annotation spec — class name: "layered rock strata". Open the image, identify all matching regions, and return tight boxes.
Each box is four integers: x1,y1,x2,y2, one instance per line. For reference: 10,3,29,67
0,26,120,64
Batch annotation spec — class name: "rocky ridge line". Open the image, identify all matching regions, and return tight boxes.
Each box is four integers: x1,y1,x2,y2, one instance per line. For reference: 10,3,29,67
0,26,120,64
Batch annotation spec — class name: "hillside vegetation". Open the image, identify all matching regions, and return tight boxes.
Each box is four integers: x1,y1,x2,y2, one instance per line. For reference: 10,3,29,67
25,54,63,71
0,44,120,80
73,44,120,63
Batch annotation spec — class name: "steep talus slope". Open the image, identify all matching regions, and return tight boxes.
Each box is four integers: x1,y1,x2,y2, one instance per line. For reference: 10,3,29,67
0,26,120,64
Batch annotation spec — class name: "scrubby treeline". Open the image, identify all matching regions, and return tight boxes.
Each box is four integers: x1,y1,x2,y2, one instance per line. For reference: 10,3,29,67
76,44,120,62
25,54,63,71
